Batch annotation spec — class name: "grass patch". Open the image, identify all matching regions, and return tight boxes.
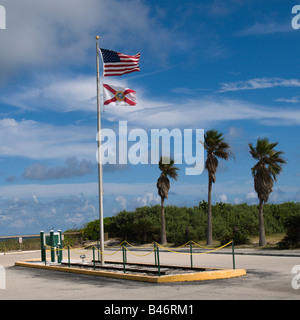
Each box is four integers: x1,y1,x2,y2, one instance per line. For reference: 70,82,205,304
0,238,40,252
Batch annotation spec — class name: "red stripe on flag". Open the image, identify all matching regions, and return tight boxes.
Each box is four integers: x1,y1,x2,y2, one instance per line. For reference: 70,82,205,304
124,97,136,106
103,84,117,94
103,97,117,105
124,89,136,95
104,67,140,75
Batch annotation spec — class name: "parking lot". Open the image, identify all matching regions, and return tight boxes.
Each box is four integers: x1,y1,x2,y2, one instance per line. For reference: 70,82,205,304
0,248,299,300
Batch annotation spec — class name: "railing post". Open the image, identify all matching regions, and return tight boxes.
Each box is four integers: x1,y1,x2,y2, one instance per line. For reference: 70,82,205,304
40,230,45,262
154,242,157,266
93,246,96,270
232,240,235,269
58,230,62,263
190,240,193,268
156,245,161,277
68,245,70,267
50,230,55,262
122,245,126,273
124,242,127,264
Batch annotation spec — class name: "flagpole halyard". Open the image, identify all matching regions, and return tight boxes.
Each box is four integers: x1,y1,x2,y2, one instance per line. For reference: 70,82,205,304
96,35,105,266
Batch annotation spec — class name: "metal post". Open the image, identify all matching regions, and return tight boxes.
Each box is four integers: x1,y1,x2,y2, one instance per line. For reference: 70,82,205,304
40,230,45,262
58,230,62,263
232,240,235,269
68,245,70,267
96,35,105,266
19,237,22,251
50,230,55,262
93,246,96,270
190,240,193,268
156,245,161,277
124,242,127,264
122,245,126,273
154,242,157,266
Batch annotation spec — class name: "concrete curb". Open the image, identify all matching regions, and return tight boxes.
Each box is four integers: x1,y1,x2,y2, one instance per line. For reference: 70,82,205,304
15,259,246,283
0,250,40,256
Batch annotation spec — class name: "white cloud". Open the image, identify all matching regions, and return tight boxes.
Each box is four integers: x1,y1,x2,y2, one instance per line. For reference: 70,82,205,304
2,76,97,112
217,194,228,203
219,78,300,92
65,213,85,225
0,182,98,199
246,191,257,200
0,182,158,200
117,98,300,127
233,197,243,205
115,195,127,210
49,208,56,215
75,199,96,216
130,192,160,208
0,0,183,82
236,21,291,36
0,181,201,200
32,194,39,204
0,118,95,160
275,96,300,104
10,219,26,229
5,74,300,135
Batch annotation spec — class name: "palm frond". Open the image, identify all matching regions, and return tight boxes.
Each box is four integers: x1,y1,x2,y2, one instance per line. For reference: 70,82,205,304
249,137,286,201
203,129,234,182
158,157,179,180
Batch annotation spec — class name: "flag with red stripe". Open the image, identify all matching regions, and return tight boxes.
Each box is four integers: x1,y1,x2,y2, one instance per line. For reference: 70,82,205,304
100,48,140,77
103,84,137,106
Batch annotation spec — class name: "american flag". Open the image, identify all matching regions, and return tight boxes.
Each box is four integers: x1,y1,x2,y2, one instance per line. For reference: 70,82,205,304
100,48,140,77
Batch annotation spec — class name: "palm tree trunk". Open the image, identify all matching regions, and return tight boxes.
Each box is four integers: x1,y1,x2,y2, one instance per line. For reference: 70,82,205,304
258,199,267,246
207,177,213,245
160,197,167,245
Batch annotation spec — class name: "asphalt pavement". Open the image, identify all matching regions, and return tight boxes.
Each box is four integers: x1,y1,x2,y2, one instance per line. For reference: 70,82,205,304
0,248,299,300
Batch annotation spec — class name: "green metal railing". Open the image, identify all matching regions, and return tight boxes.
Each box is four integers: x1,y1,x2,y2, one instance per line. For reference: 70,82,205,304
44,239,236,276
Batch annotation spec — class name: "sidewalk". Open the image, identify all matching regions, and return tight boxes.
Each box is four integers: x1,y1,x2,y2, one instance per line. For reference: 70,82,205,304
213,248,300,257
104,243,300,258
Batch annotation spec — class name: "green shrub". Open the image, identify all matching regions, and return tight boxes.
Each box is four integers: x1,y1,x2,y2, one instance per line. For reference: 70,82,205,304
63,227,84,246
278,214,300,249
219,227,251,246
75,202,300,245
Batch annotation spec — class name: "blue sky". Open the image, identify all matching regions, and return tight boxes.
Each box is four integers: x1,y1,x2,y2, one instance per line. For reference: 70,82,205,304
0,0,300,236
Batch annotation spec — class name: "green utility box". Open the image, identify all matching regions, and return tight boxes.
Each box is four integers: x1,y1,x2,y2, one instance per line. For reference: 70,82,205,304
40,230,63,263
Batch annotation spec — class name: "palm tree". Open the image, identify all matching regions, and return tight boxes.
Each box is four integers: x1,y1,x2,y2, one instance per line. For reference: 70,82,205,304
203,130,234,245
156,157,179,245
249,137,286,246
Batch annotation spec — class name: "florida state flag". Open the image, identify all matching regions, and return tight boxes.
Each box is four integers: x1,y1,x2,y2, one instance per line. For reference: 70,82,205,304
103,84,137,106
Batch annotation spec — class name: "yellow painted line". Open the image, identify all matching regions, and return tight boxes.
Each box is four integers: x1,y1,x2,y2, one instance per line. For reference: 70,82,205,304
15,260,246,283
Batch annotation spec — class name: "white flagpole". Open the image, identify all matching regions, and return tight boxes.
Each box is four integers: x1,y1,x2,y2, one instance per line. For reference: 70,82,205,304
96,36,105,265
